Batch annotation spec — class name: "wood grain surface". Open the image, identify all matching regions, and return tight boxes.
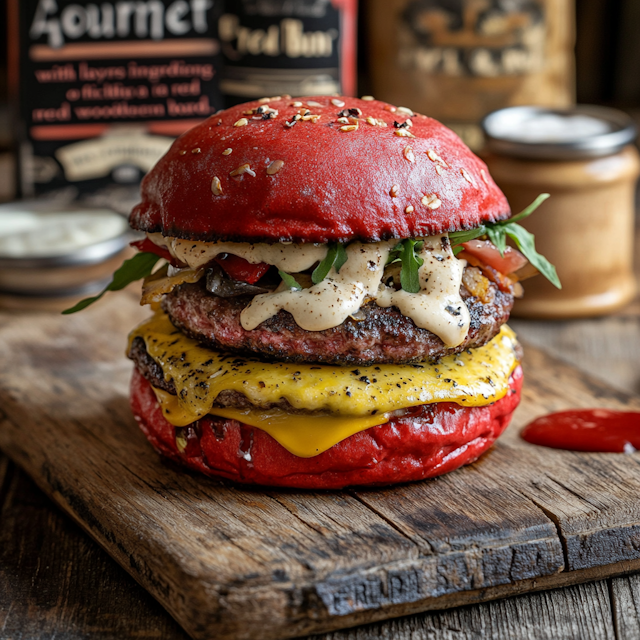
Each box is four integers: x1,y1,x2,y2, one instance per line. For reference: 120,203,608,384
1,290,640,639
311,580,618,640
0,458,188,640
5,450,640,640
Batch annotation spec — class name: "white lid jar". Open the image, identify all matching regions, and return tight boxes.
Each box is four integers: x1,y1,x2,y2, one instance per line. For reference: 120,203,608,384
482,105,639,318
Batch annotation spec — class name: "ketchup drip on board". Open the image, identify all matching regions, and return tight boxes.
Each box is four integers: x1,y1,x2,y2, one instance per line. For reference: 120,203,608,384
521,409,640,453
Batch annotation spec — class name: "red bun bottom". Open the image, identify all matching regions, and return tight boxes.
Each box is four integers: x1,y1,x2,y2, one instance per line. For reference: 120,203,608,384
130,366,523,489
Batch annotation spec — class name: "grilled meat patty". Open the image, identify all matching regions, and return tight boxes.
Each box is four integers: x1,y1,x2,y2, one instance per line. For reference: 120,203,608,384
159,272,514,366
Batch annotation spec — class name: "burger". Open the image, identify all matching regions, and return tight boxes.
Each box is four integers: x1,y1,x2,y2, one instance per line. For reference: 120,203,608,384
67,96,558,489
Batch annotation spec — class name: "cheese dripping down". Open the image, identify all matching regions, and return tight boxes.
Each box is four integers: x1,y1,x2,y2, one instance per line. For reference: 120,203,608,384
147,233,471,347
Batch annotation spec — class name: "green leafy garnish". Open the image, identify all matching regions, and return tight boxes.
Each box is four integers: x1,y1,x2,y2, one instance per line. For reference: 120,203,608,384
62,252,162,314
62,194,558,315
334,243,348,273
486,225,507,255
449,228,485,249
399,239,424,293
278,270,302,291
503,223,560,288
505,193,550,224
386,242,403,265
449,193,560,289
312,243,348,284
386,240,426,293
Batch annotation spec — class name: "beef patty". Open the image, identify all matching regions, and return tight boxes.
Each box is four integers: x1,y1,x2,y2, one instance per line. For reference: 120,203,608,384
159,273,514,366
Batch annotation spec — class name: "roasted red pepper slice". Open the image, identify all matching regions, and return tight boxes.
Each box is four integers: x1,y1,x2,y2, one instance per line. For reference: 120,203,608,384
214,254,270,284
132,238,269,283
461,239,528,274
130,238,183,266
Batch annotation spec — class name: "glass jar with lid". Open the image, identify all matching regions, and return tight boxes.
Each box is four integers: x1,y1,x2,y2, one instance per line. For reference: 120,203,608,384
482,105,639,318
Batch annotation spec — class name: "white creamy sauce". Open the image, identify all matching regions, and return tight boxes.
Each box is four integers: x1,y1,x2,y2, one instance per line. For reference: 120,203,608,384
241,241,396,332
0,210,127,257
148,233,327,272
149,233,470,347
376,236,470,347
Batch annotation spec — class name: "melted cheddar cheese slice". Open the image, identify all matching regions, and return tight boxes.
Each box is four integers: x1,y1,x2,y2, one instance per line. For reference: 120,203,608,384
129,310,520,457
150,386,387,457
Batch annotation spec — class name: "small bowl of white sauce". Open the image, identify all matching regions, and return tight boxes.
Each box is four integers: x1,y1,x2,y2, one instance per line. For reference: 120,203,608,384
0,202,132,308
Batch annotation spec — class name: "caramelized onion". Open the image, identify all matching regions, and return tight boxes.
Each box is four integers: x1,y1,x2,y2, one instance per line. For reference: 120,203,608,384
141,264,205,305
461,266,494,304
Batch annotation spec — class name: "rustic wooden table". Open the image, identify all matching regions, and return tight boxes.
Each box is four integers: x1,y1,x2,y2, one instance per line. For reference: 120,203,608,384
2,234,640,640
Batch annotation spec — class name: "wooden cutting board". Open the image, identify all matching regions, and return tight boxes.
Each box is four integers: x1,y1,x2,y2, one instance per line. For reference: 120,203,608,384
1,291,640,640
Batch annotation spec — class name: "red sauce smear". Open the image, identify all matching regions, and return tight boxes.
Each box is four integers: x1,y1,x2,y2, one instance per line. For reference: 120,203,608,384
521,409,640,453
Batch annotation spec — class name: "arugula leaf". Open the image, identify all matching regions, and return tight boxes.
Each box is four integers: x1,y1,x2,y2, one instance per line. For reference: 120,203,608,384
278,270,302,291
501,193,550,224
334,243,348,273
312,243,349,284
486,225,507,256
399,239,424,293
386,242,403,265
312,244,338,284
448,193,560,288
62,252,162,314
449,195,549,249
504,223,561,289
448,226,487,246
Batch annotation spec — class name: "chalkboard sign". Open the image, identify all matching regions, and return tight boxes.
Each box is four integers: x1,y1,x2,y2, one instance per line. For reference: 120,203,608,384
8,0,224,205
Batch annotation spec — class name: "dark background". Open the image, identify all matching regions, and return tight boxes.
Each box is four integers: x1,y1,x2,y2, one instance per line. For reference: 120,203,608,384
0,0,5,104
2,0,640,163
4,1,640,114
573,0,640,107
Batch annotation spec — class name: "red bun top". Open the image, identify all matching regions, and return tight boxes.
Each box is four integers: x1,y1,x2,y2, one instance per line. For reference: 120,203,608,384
130,97,510,243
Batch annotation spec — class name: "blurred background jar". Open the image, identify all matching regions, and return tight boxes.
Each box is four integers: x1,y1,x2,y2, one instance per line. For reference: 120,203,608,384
482,105,639,318
365,0,575,150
